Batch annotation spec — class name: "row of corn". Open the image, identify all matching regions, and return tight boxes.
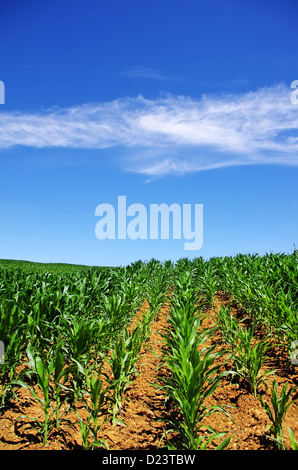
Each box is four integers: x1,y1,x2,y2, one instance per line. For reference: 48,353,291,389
159,261,297,450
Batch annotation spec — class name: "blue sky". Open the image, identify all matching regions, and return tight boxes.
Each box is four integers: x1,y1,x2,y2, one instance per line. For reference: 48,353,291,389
0,0,298,267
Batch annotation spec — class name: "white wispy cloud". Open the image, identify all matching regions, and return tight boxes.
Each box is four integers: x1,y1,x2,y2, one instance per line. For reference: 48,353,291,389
0,83,297,176
121,65,175,81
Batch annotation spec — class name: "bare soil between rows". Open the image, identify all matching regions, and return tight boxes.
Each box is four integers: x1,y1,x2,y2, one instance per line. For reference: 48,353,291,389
0,293,297,450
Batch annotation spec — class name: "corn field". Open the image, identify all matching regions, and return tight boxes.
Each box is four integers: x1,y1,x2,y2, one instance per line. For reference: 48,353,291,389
0,253,297,450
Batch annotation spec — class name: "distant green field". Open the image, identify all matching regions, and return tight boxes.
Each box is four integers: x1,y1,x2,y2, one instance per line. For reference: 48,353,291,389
0,259,113,275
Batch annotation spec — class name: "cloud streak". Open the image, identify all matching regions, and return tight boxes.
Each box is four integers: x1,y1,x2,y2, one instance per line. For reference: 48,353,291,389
0,83,297,176
121,65,175,81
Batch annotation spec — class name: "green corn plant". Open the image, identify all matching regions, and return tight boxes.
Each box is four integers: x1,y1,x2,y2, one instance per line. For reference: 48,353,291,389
171,278,205,324
74,363,109,450
49,342,73,429
102,293,134,347
164,427,231,451
229,324,275,396
14,342,71,446
216,302,241,346
137,303,157,345
107,325,144,423
161,324,231,450
198,267,219,309
0,330,24,409
0,299,25,341
15,343,53,445
0,298,26,389
61,313,99,362
59,313,104,401
120,279,145,317
147,269,172,318
258,377,297,449
287,425,298,450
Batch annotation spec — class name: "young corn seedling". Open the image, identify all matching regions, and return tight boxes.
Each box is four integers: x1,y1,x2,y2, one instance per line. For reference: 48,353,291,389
0,330,24,409
229,324,275,396
75,363,109,450
216,302,241,346
49,342,73,429
15,343,53,445
0,299,26,401
107,325,144,423
147,270,171,318
287,425,298,450
60,313,103,401
258,377,297,450
14,342,71,445
102,292,136,347
198,267,219,309
161,328,229,450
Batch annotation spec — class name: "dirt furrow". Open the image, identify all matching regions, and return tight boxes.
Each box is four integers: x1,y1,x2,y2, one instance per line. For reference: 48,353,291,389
100,302,171,450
